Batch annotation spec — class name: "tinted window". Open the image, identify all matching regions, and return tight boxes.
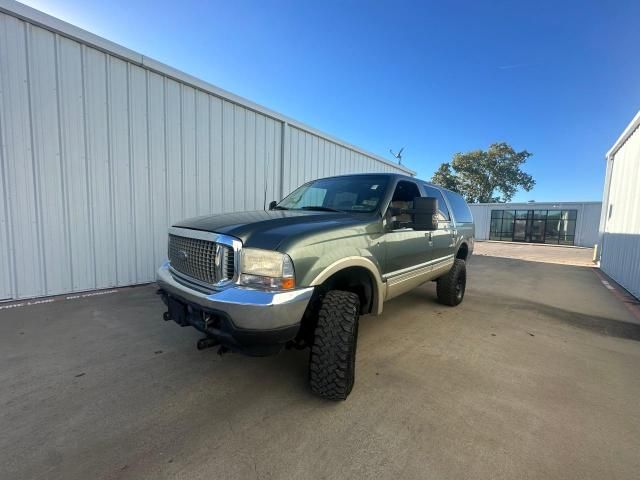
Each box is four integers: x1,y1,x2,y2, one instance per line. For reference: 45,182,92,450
422,185,450,221
389,181,421,224
390,181,421,203
490,209,514,240
488,208,577,245
444,190,473,223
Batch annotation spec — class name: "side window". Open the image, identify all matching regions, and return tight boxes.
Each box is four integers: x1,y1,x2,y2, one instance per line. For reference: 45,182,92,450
390,181,421,206
422,185,450,221
444,190,473,223
389,181,421,225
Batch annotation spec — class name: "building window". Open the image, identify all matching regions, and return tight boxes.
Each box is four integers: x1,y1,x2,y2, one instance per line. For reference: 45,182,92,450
490,209,577,245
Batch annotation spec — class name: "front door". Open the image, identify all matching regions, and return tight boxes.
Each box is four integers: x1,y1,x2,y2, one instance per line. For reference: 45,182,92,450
513,209,547,243
382,180,431,275
382,180,441,300
529,210,547,243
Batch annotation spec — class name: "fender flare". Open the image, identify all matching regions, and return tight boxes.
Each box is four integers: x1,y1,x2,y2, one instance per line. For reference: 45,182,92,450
310,256,385,315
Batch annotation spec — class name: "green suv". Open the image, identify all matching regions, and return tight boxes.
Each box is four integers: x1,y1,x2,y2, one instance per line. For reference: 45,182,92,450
157,173,474,400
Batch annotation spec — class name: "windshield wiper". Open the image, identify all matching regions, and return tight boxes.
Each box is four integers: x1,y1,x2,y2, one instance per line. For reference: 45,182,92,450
273,205,288,210
300,206,342,212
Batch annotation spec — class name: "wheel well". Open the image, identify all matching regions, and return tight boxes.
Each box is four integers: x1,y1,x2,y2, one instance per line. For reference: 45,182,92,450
456,243,469,260
319,266,375,315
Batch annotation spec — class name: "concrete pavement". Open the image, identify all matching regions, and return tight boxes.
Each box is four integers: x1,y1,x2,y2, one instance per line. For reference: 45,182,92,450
474,241,596,267
1,255,639,480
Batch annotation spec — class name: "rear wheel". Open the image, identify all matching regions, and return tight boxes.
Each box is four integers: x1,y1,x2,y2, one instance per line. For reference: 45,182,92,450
436,259,466,306
309,290,360,400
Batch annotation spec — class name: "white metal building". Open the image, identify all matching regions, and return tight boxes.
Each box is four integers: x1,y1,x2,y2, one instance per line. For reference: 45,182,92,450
469,202,602,247
0,0,413,301
599,110,640,299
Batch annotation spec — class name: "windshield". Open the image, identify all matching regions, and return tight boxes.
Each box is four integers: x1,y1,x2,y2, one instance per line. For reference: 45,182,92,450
277,175,389,213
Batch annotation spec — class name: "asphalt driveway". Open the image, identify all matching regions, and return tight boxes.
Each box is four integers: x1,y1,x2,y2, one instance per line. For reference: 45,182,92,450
1,255,639,480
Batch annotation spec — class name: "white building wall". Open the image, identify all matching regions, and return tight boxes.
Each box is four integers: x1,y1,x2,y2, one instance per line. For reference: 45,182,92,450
0,1,413,300
469,202,602,247
600,111,640,299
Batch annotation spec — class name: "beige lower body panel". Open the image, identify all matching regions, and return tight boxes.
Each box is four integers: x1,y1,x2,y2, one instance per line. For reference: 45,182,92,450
384,256,454,301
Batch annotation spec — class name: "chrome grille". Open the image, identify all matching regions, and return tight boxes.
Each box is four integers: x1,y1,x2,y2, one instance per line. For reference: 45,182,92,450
222,247,235,279
168,234,234,285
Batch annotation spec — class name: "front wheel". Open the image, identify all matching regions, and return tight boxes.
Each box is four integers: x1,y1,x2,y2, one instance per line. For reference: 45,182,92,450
436,259,466,306
308,290,360,400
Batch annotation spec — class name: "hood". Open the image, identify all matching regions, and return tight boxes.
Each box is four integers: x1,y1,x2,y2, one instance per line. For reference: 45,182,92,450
173,210,375,250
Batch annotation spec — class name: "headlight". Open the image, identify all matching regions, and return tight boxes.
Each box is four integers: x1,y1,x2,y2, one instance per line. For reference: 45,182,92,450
239,248,295,290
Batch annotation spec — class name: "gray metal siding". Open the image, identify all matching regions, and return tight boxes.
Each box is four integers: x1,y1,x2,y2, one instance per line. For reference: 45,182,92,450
0,13,41,299
600,234,640,299
576,203,602,248
0,6,410,300
282,125,401,196
600,114,640,299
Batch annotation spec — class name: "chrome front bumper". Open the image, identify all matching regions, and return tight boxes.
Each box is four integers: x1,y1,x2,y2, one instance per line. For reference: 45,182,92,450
157,263,314,331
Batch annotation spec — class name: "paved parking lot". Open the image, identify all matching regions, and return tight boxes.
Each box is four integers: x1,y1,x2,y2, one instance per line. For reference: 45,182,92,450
474,240,596,267
2,255,640,480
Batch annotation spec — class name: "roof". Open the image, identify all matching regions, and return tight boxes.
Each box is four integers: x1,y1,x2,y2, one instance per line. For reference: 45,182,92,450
607,110,640,160
309,172,463,195
315,172,432,182
468,201,602,206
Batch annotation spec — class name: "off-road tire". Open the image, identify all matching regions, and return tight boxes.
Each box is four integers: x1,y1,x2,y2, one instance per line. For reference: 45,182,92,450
309,290,360,400
436,259,466,306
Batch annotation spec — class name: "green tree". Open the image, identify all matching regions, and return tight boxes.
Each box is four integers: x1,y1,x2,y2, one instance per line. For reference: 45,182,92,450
431,142,535,203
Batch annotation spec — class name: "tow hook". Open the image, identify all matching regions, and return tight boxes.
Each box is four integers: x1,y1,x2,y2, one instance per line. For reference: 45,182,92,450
196,337,219,350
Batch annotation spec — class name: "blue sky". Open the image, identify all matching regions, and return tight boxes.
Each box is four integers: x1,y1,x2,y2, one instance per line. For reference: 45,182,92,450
24,0,640,202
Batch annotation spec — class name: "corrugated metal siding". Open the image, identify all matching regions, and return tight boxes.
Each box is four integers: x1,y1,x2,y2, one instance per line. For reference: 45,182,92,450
576,203,602,247
600,234,640,299
468,205,489,240
282,126,401,196
0,7,410,300
600,116,640,299
468,202,602,247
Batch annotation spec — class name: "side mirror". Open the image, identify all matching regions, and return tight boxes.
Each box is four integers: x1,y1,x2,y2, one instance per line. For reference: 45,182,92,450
411,197,438,230
268,200,277,210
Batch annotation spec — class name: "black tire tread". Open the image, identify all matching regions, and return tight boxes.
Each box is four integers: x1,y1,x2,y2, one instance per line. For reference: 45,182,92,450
436,258,466,306
309,290,360,400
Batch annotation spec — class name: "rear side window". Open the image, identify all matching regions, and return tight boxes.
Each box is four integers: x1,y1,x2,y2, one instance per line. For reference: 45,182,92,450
444,190,473,223
422,185,450,221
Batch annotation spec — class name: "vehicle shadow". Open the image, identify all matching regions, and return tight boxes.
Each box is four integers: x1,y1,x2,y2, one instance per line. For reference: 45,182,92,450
380,277,640,342
506,298,640,341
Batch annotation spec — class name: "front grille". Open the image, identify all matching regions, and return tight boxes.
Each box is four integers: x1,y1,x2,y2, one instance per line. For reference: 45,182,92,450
222,247,235,279
168,234,235,285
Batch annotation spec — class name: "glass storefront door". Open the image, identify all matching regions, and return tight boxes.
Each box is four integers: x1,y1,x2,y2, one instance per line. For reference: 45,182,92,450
489,209,577,245
512,210,529,242
529,210,547,243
